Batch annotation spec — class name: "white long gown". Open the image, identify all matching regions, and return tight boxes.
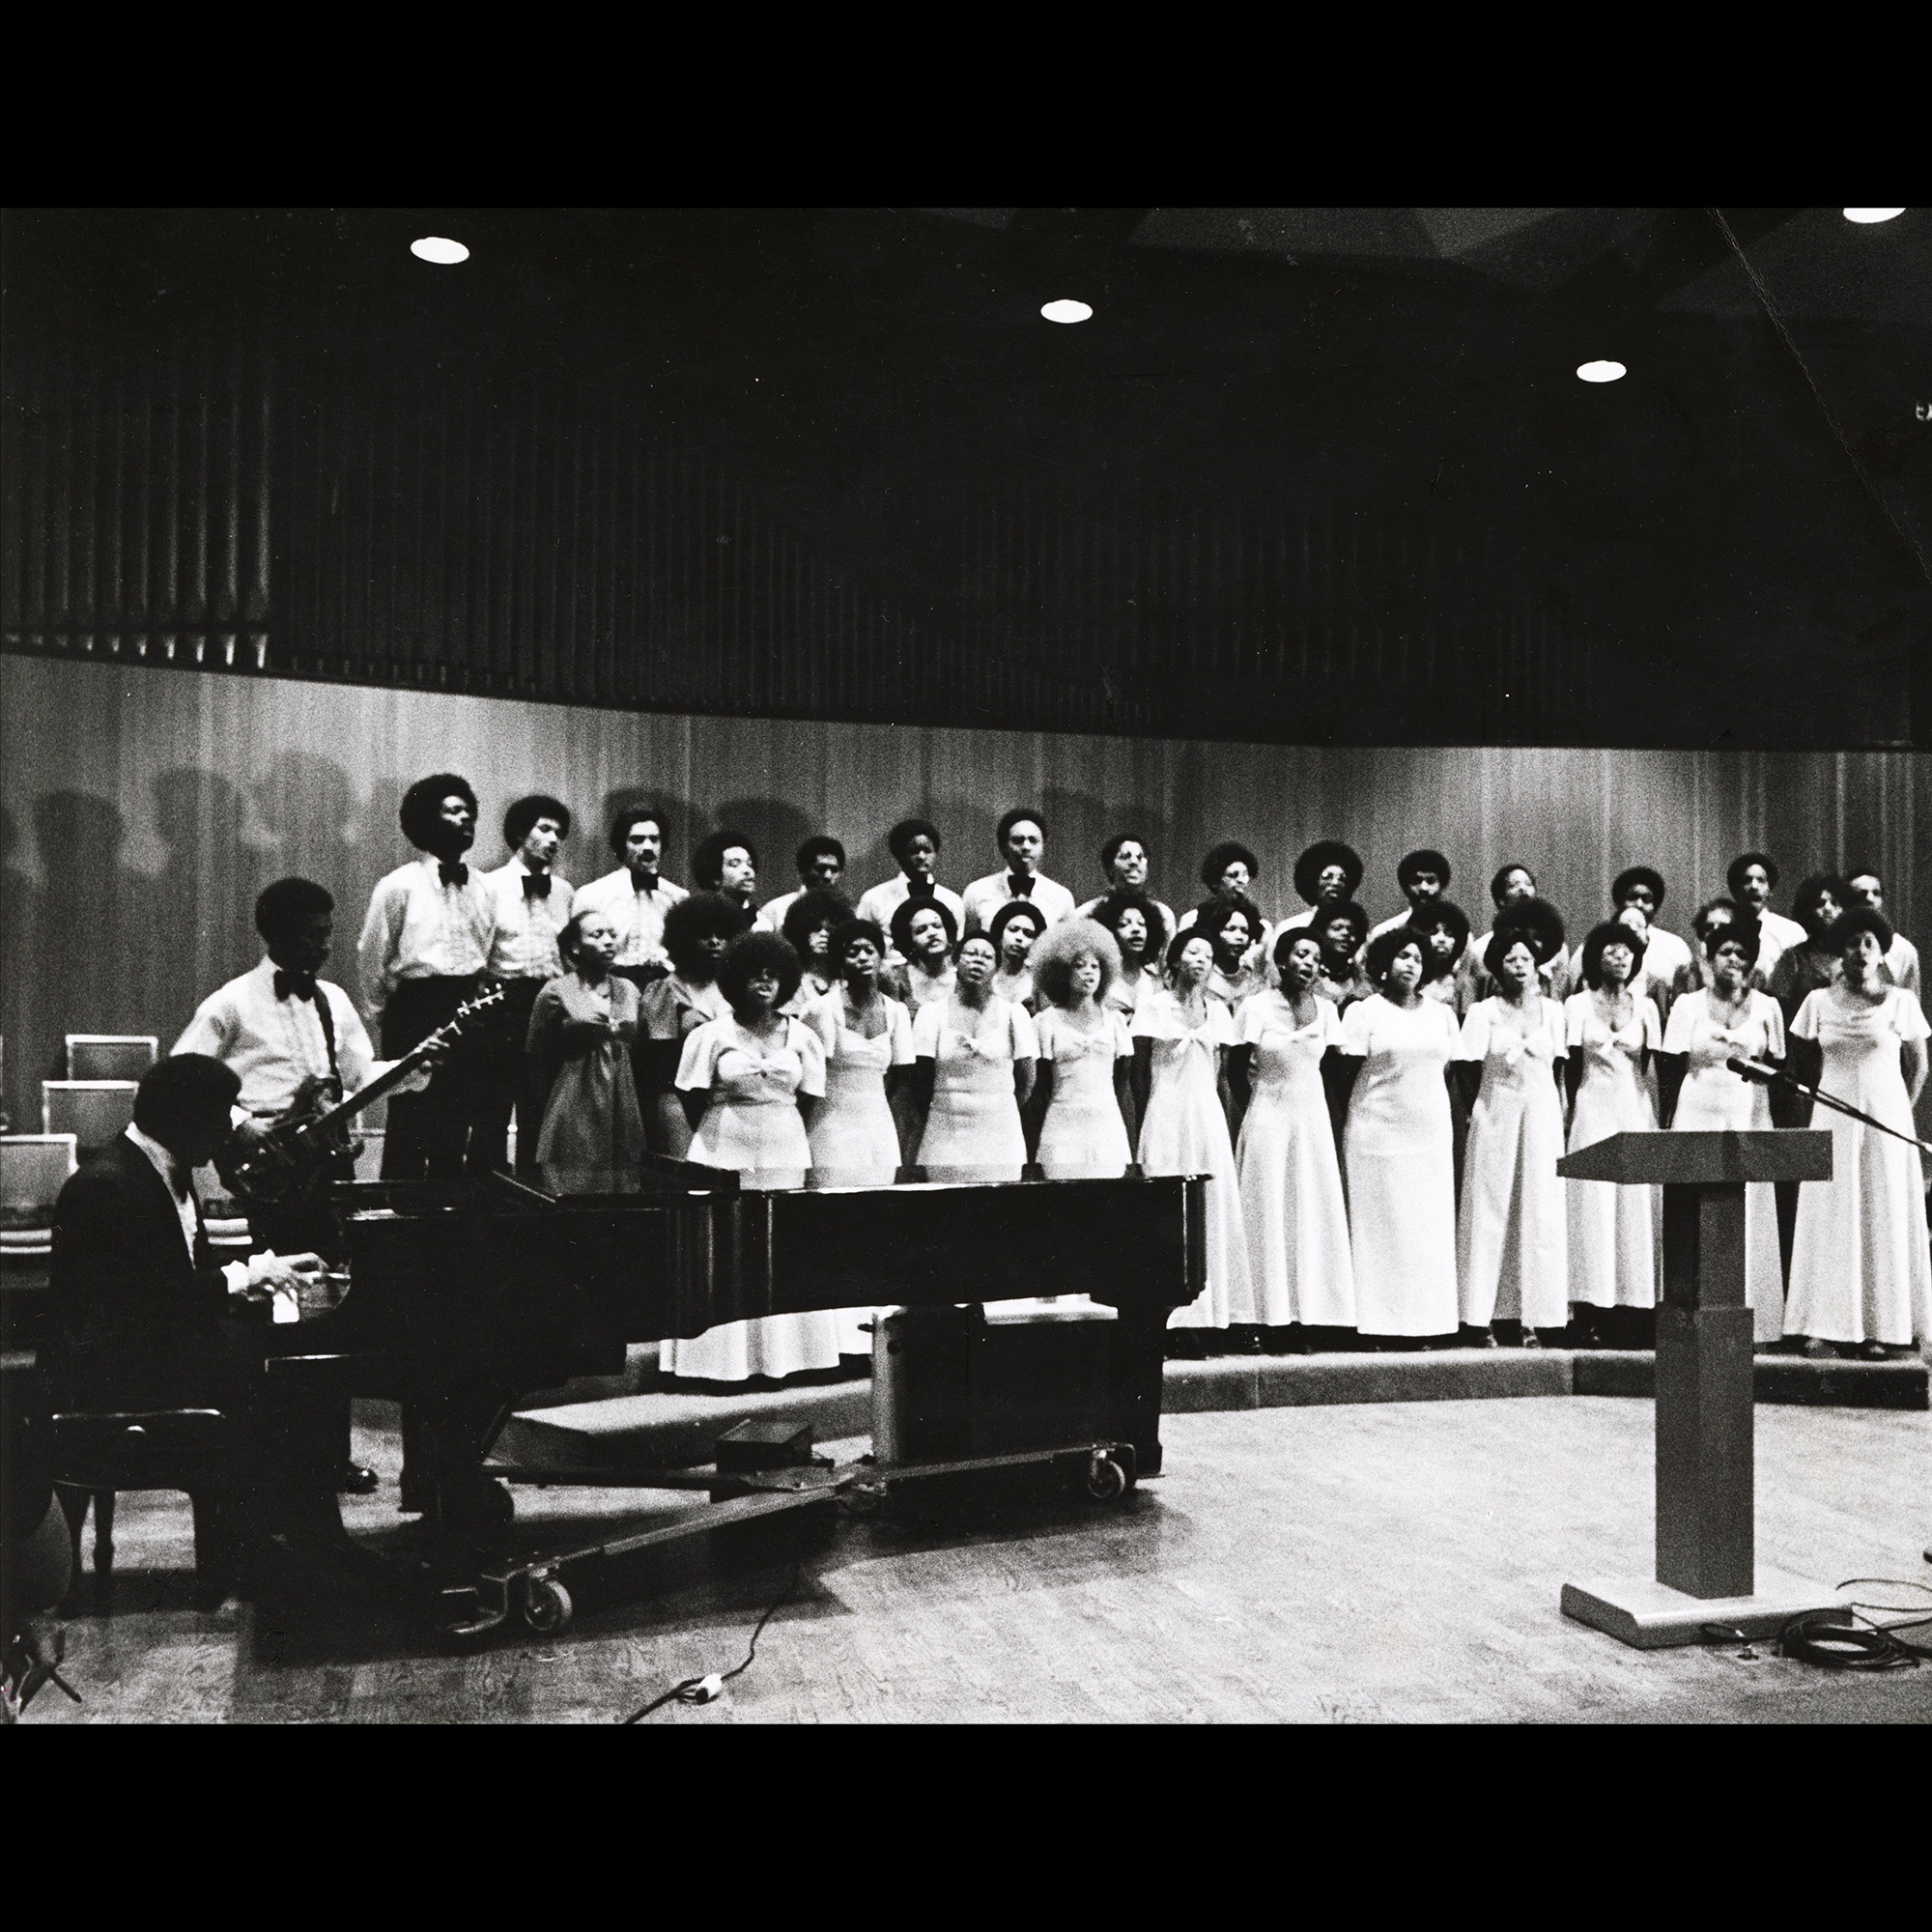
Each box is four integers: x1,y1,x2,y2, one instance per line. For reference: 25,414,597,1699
1564,990,1662,1310
1034,1007,1133,1177
1784,986,1931,1346
913,997,1037,1182
1662,989,1787,1342
1236,991,1354,1327
808,992,914,1183
1133,986,1254,1328
664,1014,837,1381
1339,995,1461,1336
1455,996,1569,1330
807,989,915,1354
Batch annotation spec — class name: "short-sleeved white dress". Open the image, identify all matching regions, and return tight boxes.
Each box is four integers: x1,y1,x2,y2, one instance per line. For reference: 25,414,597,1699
1662,988,1787,1341
1564,990,1662,1310
1784,986,1931,1346
1455,996,1569,1329
664,1013,834,1380
1133,987,1254,1329
1236,991,1354,1328
808,990,915,1184
913,997,1037,1182
1339,995,1461,1335
1034,1006,1133,1177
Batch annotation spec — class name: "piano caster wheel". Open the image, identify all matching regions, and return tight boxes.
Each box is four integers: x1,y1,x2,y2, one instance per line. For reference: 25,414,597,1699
523,1577,573,1634
1085,1455,1129,1503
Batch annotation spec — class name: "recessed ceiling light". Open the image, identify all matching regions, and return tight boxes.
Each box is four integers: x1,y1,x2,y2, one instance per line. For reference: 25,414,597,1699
1040,298,1093,325
1577,359,1627,384
411,236,470,265
1842,207,1905,225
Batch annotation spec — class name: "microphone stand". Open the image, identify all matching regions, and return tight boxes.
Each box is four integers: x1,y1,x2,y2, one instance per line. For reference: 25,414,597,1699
1725,1056,1932,1156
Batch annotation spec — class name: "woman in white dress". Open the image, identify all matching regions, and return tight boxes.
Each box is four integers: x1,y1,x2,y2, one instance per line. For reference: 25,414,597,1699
805,916,916,1357
1193,898,1268,1009
1026,919,1135,1176
807,917,916,1185
1563,922,1662,1344
1658,916,1789,1345
1233,928,1354,1347
638,891,748,1155
884,897,959,1014
1132,927,1255,1353
667,929,833,1382
780,888,851,1012
1094,889,1171,1023
1312,901,1374,1010
988,899,1048,1011
1454,930,1569,1346
1783,907,1931,1356
1334,929,1462,1342
907,928,1037,1182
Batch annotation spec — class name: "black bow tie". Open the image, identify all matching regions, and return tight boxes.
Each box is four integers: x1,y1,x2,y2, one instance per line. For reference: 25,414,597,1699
439,861,469,889
907,880,935,900
522,872,552,900
632,872,660,895
1007,875,1034,898
274,969,317,1004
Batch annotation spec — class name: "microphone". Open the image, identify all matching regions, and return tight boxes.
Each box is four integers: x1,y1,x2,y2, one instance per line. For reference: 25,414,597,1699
1725,1056,1779,1084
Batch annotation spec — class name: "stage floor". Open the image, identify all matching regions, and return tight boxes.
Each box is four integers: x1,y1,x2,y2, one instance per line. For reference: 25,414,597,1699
32,1396,1932,1723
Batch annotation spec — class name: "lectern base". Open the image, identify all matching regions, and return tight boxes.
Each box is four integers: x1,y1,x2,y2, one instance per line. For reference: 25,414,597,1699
1560,1570,1846,1649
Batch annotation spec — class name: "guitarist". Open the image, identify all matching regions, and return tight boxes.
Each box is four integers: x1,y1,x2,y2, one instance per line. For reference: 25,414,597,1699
176,876,443,1493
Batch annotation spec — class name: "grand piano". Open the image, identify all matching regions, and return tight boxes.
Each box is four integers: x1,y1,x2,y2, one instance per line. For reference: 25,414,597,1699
263,1157,1207,1627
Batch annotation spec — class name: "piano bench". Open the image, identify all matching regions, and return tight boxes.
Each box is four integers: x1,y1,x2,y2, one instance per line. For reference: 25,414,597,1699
48,1408,242,1608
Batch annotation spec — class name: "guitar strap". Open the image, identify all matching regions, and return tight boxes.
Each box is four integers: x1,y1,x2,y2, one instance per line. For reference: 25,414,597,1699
312,985,343,1086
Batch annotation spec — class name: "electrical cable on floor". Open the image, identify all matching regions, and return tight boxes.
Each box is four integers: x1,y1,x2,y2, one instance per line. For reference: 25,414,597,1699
618,1563,803,1724
1779,1579,1932,1672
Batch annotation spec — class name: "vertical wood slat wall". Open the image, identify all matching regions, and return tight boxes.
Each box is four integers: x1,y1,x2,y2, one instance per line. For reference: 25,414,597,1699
2,653,1923,1130
7,324,1800,749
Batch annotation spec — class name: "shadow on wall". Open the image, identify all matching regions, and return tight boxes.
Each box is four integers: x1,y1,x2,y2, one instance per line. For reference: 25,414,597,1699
0,805,40,1126
19,792,164,1110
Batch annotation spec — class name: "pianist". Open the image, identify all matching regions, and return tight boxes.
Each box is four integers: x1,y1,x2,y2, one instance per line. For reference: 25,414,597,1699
41,1056,350,1565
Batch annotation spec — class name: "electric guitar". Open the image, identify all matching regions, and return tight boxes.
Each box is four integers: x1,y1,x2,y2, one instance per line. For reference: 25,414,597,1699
214,983,506,1207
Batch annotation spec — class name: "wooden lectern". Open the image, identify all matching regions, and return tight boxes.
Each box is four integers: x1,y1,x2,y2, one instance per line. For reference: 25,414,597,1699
1554,1129,1846,1647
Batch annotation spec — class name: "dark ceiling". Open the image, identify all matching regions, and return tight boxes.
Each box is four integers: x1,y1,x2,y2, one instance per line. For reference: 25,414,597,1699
4,206,1929,747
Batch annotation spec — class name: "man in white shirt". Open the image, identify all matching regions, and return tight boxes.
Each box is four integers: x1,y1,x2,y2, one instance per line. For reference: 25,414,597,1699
757,836,847,935
1367,848,1455,944
571,807,689,989
1276,840,1366,935
474,794,575,1177
1726,852,1807,980
1846,867,1920,996
855,818,967,957
1569,867,1691,1011
355,773,498,1181
1075,833,1178,937
961,809,1078,934
180,876,440,1492
1462,862,1572,1004
692,829,762,920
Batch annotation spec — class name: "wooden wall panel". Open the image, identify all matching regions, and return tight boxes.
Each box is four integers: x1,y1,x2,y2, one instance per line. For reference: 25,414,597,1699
2,655,1925,1130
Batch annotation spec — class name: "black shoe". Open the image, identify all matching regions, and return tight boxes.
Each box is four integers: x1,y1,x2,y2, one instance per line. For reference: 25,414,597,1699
339,1462,380,1495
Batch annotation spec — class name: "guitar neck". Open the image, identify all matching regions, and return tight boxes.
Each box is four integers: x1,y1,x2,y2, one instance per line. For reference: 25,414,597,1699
303,1045,434,1137
298,990,499,1138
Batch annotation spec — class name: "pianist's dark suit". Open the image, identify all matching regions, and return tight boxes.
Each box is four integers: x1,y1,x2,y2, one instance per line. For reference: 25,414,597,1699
43,1136,262,1412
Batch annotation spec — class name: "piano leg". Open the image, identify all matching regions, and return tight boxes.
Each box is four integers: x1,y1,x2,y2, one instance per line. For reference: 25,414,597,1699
1107,1302,1168,1479
398,1382,519,1528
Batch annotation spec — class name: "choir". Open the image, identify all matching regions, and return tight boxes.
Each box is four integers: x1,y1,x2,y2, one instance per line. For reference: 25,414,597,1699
291,779,1930,1379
